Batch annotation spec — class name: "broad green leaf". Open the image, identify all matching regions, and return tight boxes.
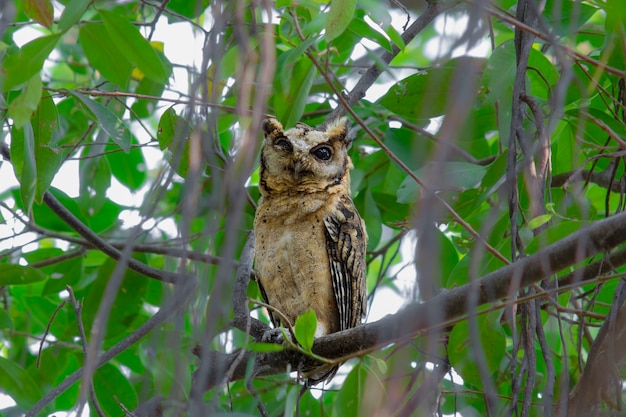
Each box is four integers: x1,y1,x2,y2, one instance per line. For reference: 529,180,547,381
157,106,180,150
294,309,317,352
93,363,138,416
544,0,597,36
166,0,210,19
348,17,391,52
68,90,132,152
59,0,91,32
79,140,112,211
0,307,13,330
380,58,484,120
273,59,316,129
332,363,366,417
81,257,148,340
9,93,63,208
23,0,54,29
12,186,91,232
79,23,133,87
0,33,61,91
358,188,382,251
11,121,37,212
105,137,147,191
8,73,42,128
481,40,516,106
448,311,506,390
100,10,169,84
87,199,123,233
0,356,44,409
0,264,47,285
325,0,357,41
31,93,61,203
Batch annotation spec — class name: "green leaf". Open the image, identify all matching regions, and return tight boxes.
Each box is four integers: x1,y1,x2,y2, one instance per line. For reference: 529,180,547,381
79,23,133,87
12,186,91,232
0,307,13,330
9,94,63,208
0,33,61,91
332,362,366,417
166,0,210,19
79,140,112,211
8,73,42,129
245,342,286,353
10,121,37,212
325,0,357,41
68,90,132,152
0,264,47,285
58,0,91,32
99,9,169,84
0,356,44,409
543,0,597,36
81,257,149,340
526,213,552,230
294,309,317,352
105,137,147,191
93,363,138,416
379,58,484,120
23,0,54,29
448,312,506,390
481,40,516,106
273,59,316,128
31,93,61,203
157,106,179,150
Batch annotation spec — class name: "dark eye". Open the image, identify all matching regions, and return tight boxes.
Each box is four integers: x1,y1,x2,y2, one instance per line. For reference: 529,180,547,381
312,146,332,161
275,138,292,152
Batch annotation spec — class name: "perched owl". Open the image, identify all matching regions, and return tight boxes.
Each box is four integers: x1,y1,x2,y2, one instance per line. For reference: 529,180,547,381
253,117,367,384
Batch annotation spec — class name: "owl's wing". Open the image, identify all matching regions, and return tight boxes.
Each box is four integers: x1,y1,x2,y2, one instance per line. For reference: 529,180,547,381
324,197,367,331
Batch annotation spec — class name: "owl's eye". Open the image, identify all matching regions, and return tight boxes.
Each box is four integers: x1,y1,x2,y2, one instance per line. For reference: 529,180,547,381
275,138,293,152
312,146,332,161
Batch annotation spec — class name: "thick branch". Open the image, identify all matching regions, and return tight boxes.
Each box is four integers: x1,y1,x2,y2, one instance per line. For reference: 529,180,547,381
196,210,626,390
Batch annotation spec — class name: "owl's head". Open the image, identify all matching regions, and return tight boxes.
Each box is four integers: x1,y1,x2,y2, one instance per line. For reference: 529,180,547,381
259,117,353,195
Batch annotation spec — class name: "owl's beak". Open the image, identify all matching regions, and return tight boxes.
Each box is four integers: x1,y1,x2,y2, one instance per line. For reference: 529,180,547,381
293,160,303,180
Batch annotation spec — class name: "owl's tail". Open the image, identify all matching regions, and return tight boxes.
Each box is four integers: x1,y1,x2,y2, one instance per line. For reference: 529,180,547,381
306,364,339,387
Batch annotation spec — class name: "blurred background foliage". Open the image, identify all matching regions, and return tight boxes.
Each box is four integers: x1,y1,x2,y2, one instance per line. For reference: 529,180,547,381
0,0,625,416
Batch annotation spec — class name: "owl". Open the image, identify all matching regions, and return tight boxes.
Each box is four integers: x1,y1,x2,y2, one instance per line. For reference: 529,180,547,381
253,117,367,384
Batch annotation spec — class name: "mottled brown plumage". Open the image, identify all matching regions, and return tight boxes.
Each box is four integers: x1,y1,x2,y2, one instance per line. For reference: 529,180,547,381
253,117,367,384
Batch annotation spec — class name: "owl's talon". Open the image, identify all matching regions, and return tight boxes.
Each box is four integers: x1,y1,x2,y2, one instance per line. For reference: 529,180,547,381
261,327,288,344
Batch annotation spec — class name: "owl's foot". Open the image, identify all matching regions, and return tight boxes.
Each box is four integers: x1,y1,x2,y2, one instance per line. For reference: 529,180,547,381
261,327,290,344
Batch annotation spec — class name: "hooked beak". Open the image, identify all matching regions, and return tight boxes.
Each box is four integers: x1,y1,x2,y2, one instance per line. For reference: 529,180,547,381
293,160,303,181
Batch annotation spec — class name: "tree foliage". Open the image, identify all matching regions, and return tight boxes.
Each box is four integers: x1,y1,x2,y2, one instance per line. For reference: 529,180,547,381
0,0,625,416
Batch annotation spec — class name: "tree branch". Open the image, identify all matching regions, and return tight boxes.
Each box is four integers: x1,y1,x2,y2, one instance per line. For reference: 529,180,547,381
325,0,454,122
194,210,626,390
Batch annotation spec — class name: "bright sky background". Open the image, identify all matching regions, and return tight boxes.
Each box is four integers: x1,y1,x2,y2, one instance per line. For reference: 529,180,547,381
0,5,489,414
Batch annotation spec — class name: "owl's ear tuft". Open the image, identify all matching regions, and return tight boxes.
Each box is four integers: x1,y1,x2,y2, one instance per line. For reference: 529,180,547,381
325,117,349,143
263,118,283,137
